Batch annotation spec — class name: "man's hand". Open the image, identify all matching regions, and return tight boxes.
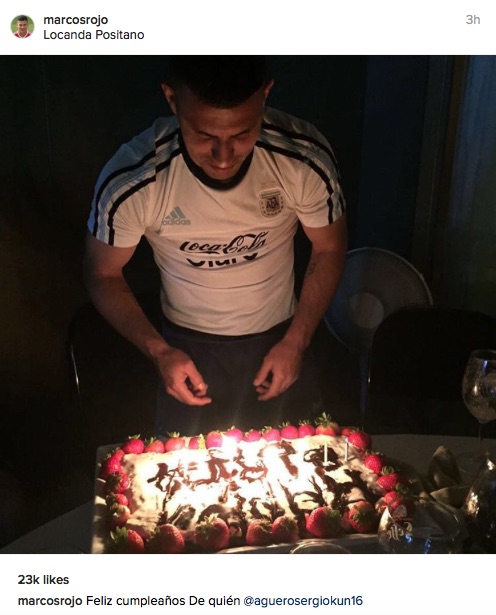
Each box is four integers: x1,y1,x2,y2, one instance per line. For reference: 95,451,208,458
84,234,212,407
253,216,347,402
252,338,304,401
154,346,212,406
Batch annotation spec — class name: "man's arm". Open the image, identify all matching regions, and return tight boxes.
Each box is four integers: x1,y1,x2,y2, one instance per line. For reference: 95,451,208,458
83,233,211,406
253,214,347,400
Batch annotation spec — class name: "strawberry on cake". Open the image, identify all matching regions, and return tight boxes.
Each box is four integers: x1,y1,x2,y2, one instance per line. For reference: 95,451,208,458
95,416,414,553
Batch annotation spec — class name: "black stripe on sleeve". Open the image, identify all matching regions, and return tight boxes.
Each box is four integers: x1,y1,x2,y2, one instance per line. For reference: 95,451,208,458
261,122,339,172
92,129,179,237
105,147,181,245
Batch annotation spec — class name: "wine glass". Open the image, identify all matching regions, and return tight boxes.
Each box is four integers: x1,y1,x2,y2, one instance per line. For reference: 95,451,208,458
459,349,496,479
463,456,496,553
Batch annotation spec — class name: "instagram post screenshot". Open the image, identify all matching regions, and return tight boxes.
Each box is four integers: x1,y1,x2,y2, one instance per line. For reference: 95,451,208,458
1,2,496,612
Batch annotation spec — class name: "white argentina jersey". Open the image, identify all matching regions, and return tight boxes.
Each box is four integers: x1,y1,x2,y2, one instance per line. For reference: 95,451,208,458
88,107,345,335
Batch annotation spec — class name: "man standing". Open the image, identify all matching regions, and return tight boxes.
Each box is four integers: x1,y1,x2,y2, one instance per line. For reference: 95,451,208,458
13,16,32,38
85,57,347,435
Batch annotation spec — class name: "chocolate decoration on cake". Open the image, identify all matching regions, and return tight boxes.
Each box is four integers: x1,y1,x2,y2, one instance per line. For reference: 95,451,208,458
98,426,402,553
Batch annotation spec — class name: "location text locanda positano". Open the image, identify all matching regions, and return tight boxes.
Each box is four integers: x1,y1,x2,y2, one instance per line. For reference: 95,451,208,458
42,16,144,40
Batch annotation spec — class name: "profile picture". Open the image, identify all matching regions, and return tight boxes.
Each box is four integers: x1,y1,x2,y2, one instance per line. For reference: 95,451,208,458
11,14,34,38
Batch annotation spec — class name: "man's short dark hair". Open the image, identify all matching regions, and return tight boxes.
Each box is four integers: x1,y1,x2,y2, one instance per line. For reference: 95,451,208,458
17,15,29,21
166,56,269,108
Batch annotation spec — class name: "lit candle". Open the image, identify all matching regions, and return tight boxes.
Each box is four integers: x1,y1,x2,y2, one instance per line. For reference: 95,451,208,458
180,447,193,480
179,448,186,474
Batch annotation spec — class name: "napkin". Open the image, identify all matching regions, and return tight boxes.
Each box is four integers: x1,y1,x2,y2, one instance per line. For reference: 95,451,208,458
423,446,469,508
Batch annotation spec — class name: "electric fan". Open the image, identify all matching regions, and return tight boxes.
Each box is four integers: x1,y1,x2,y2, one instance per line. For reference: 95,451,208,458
325,247,433,352
324,247,433,424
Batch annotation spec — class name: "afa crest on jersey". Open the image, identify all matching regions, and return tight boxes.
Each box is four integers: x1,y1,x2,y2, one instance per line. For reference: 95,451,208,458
259,190,284,218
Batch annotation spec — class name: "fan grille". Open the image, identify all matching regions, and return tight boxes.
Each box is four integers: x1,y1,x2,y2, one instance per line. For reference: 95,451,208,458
325,248,432,352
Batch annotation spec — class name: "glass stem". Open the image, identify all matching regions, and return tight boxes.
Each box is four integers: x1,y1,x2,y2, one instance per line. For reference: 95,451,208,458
478,421,485,459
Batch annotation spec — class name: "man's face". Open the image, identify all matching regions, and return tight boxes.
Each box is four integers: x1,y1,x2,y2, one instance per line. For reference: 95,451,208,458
17,20,28,35
163,81,273,182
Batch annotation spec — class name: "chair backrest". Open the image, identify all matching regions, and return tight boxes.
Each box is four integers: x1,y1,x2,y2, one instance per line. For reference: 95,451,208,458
68,292,162,448
365,306,496,435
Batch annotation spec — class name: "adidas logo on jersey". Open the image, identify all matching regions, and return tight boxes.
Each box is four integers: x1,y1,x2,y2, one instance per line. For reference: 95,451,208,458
162,206,191,225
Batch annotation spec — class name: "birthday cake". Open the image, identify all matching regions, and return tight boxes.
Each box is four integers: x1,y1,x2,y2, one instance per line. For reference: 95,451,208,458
94,418,412,553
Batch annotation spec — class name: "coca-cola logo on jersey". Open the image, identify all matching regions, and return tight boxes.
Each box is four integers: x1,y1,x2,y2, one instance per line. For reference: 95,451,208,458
179,232,268,268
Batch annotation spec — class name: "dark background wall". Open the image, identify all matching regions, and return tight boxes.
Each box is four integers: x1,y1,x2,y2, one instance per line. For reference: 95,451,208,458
0,56,432,542
354,56,429,254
